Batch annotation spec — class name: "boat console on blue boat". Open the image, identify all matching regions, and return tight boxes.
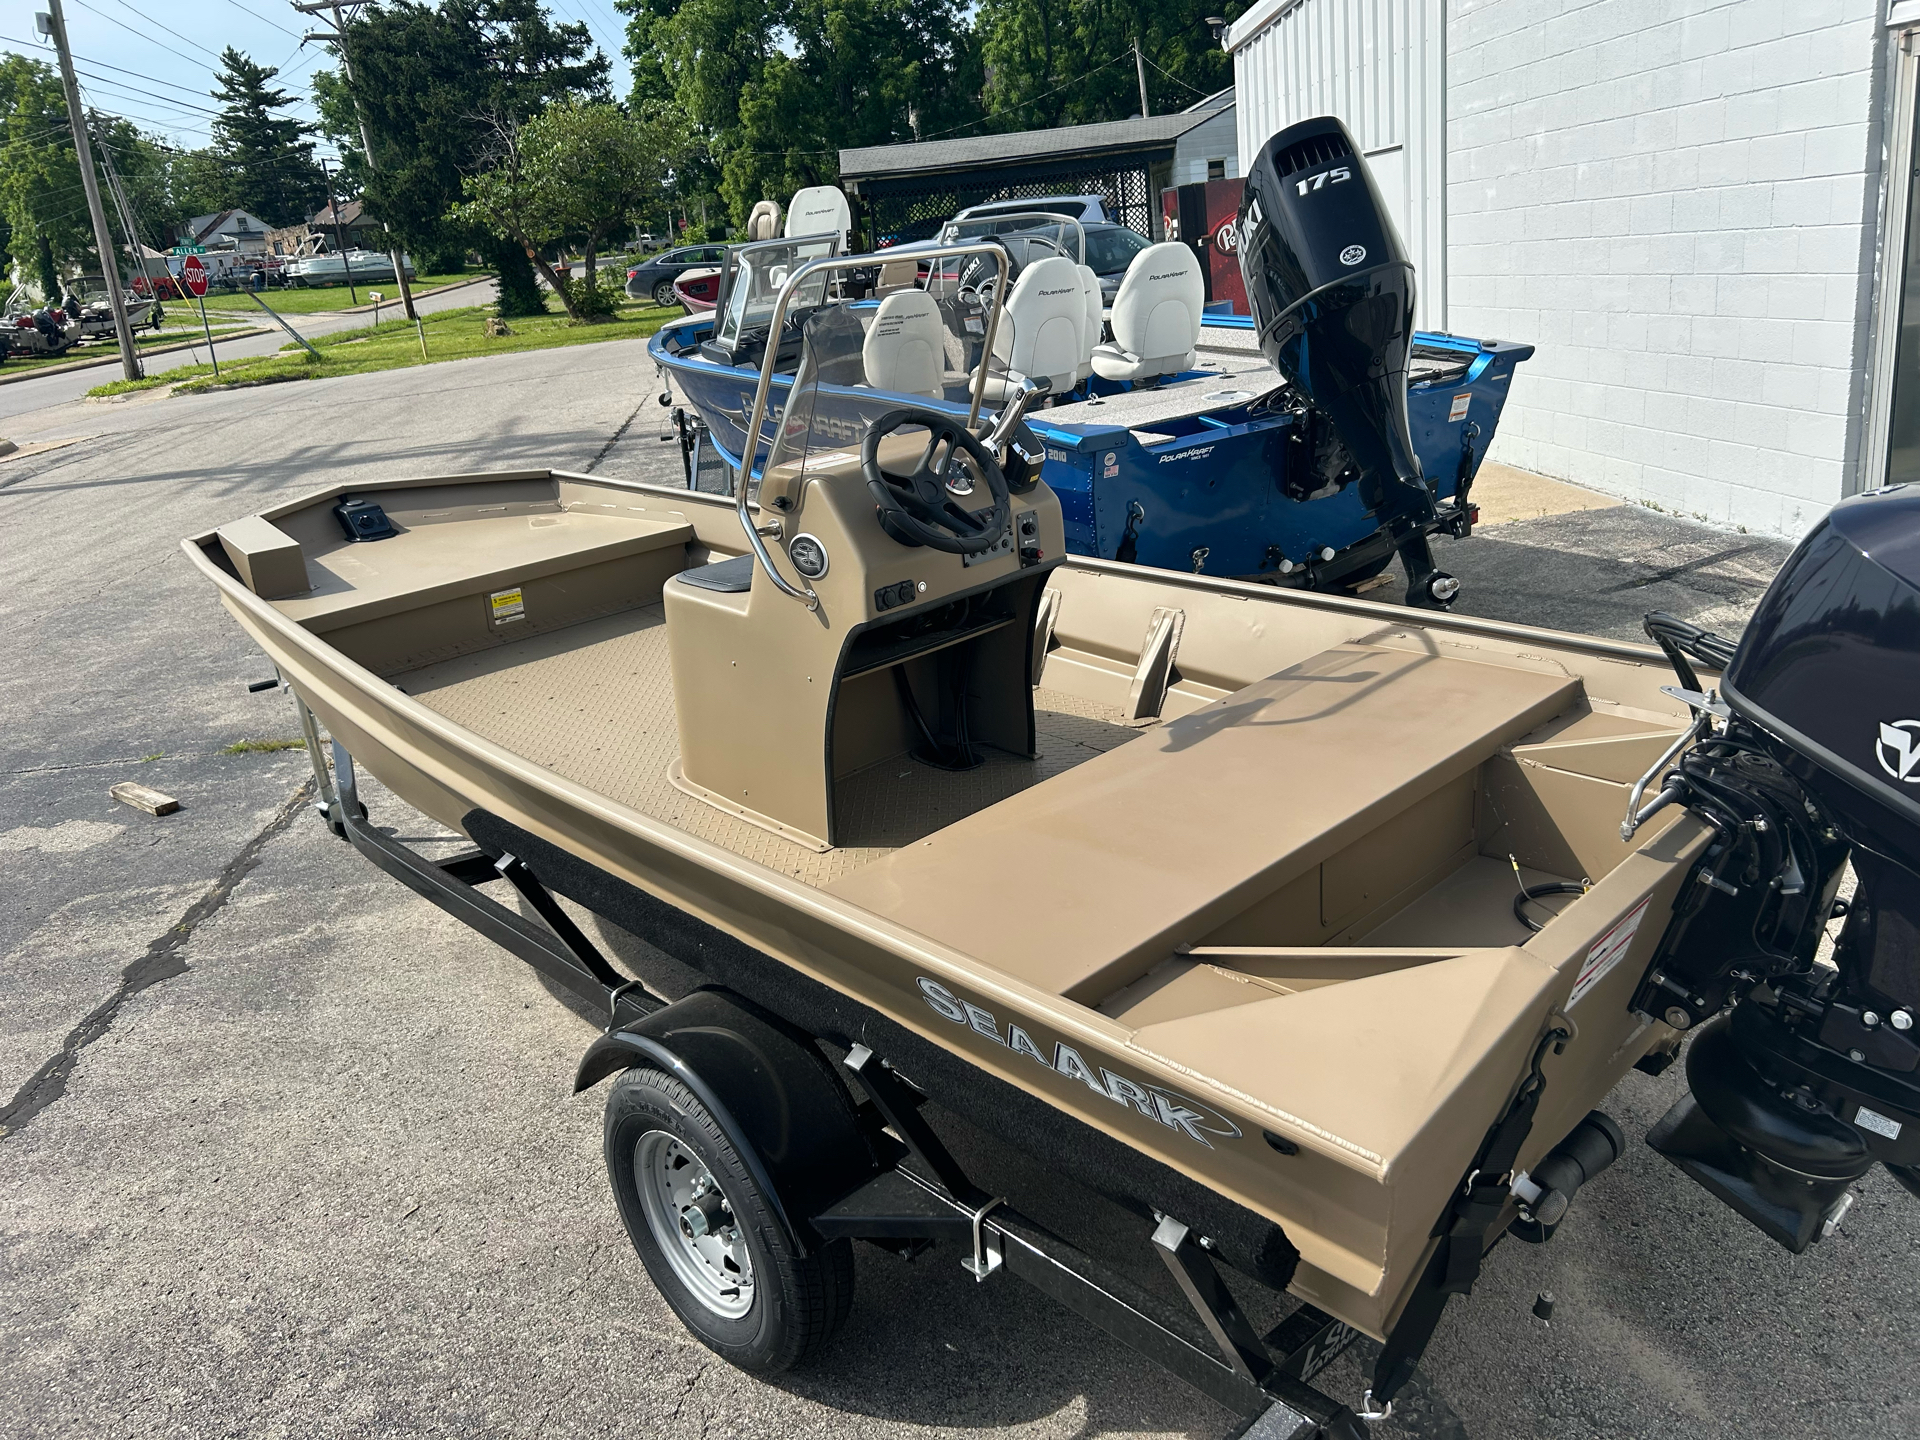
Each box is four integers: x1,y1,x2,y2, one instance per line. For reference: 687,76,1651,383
650,117,1534,605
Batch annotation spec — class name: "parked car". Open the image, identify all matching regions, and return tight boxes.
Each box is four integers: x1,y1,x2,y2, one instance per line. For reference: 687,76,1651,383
890,216,1155,305
873,215,949,249
626,244,729,307
1079,221,1154,303
952,193,1114,226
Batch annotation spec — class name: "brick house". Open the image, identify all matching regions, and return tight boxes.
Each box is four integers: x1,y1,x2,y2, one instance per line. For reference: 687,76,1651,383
1226,0,1920,538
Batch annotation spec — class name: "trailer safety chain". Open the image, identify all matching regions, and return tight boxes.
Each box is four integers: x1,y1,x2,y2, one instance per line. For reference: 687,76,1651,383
1370,1022,1571,1408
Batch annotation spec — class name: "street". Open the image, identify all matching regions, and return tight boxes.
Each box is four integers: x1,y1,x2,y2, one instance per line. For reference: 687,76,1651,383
0,278,499,423
1,342,1912,1440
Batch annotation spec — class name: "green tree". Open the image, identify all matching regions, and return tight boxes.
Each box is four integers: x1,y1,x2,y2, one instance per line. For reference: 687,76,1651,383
210,48,326,226
0,54,91,296
453,101,664,320
620,0,982,231
450,114,576,316
974,1,1242,131
311,0,609,317
522,99,666,307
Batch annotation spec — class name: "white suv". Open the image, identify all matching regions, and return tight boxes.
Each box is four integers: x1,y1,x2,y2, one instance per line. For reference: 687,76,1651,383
952,195,1113,226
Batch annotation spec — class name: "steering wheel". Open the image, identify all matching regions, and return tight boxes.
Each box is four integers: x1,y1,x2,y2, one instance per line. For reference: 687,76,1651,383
861,408,1012,555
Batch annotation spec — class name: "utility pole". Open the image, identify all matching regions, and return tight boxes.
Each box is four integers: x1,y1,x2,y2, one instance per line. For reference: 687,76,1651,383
319,156,358,305
94,127,165,323
293,0,416,319
40,1,142,380
1134,38,1152,119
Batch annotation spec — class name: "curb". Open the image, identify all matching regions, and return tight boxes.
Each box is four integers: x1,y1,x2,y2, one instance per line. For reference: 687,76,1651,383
0,328,273,387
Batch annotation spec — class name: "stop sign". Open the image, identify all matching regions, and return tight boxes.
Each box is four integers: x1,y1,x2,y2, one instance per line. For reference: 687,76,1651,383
182,254,208,297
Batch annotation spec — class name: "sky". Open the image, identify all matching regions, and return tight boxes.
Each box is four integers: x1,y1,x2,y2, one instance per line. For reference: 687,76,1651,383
0,0,633,163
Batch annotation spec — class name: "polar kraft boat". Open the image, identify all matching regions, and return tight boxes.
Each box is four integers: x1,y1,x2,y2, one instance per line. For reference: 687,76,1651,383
187,168,1918,1437
653,120,1533,602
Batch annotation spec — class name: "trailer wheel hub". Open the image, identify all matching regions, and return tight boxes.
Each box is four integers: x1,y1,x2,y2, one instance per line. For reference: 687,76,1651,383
635,1130,755,1318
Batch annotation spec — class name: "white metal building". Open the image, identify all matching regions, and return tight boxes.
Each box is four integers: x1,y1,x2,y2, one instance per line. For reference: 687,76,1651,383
1225,0,1920,539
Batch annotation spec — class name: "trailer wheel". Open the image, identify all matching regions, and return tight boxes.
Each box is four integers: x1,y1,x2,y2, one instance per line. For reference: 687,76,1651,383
604,1065,854,1373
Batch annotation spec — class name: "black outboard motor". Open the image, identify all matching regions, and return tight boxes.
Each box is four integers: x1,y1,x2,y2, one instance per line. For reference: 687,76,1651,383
1630,482,1920,1251
1238,115,1455,607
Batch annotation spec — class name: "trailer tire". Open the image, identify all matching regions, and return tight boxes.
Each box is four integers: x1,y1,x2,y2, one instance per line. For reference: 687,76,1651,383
604,1064,854,1373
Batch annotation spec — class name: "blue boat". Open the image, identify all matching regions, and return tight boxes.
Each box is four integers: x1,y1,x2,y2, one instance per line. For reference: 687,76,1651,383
650,234,1532,595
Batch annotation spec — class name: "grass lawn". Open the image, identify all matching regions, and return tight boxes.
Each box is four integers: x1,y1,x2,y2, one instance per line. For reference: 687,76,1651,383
86,296,679,397
194,272,487,315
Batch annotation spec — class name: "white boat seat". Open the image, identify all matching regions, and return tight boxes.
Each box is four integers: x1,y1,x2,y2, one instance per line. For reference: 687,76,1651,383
1091,242,1205,384
1075,263,1103,385
863,290,947,400
875,259,919,294
786,184,851,248
746,199,781,240
974,255,1087,402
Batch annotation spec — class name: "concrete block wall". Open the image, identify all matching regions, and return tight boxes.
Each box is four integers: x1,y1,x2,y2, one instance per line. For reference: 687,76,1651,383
1447,0,1884,537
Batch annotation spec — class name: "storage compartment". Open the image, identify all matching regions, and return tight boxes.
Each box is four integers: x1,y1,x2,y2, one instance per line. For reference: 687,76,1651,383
1096,702,1688,1022
259,478,697,674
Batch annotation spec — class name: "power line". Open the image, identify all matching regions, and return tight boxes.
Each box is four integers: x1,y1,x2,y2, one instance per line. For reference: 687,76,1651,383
0,32,210,96
217,0,302,41
75,70,228,118
1141,52,1215,99
918,49,1135,144
65,0,222,74
92,0,226,65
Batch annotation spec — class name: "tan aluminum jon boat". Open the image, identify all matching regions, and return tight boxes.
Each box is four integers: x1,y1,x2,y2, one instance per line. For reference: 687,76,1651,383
186,240,1709,1434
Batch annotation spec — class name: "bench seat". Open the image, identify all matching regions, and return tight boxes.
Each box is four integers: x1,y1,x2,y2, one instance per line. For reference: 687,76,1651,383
828,644,1581,1002
275,511,694,631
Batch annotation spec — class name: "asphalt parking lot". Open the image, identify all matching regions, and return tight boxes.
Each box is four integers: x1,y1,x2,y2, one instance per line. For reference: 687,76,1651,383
2,345,1912,1440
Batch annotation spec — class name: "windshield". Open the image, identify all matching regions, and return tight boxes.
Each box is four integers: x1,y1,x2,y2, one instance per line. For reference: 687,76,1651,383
742,243,1011,485
969,200,1089,220
939,212,1084,265
1086,226,1150,274
716,234,838,351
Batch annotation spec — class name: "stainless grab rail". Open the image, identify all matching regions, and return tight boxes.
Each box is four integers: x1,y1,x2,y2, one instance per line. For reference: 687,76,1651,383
734,241,1013,608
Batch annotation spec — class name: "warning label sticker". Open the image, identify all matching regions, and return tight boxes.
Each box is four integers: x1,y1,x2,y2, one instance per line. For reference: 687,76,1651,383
1448,393,1472,423
1855,1105,1903,1140
489,587,525,625
1569,898,1650,1008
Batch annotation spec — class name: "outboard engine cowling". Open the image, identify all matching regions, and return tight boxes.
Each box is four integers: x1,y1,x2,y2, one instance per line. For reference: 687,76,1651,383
1238,115,1451,606
1634,482,1920,1250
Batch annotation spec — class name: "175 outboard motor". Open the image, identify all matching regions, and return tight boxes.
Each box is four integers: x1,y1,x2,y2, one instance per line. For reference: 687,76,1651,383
1625,482,1920,1250
1238,115,1456,607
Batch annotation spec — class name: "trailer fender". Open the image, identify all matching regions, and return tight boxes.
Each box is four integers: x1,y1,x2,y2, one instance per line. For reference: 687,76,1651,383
576,988,878,1249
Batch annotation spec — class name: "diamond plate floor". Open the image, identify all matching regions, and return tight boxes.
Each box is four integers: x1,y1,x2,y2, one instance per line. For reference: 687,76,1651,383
399,604,1140,886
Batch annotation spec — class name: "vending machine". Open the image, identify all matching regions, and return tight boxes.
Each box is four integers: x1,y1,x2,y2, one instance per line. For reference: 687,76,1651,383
1160,177,1247,315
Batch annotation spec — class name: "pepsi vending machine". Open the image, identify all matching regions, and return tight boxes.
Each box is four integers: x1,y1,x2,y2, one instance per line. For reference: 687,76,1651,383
1160,177,1247,314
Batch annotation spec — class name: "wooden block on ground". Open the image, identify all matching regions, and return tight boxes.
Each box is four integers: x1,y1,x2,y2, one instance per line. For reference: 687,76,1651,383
110,781,180,816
